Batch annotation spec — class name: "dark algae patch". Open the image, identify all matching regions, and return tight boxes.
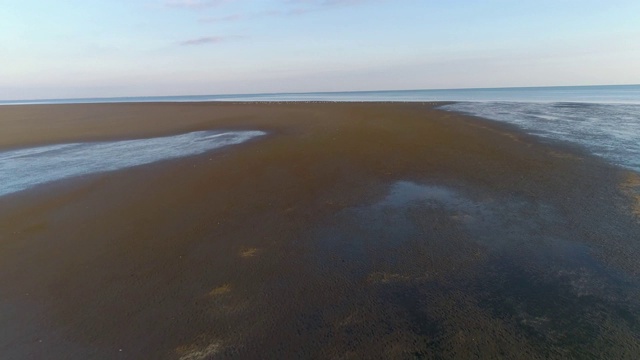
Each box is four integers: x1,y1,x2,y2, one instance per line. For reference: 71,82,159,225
473,258,640,358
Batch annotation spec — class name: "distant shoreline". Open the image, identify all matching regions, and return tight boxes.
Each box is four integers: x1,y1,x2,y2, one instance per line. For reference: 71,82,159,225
2,84,640,105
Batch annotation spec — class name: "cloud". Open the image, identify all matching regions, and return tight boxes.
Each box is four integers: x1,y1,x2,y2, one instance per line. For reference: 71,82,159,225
195,0,386,25
325,0,376,4
200,13,245,23
198,9,305,24
287,0,381,6
178,36,240,46
280,0,384,16
164,0,230,9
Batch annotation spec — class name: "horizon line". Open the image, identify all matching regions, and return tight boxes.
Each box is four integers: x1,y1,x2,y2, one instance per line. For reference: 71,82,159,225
2,83,639,104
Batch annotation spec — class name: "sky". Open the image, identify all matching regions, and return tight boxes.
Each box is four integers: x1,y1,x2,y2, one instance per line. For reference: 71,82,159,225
1,0,640,100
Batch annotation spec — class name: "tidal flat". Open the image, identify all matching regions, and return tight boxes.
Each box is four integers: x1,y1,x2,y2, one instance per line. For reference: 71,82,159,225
1,102,639,359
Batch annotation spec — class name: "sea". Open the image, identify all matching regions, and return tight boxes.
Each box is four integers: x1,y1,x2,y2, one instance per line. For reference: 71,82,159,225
1,85,639,187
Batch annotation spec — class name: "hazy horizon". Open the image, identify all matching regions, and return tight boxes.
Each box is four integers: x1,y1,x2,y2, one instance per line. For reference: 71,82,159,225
3,83,640,103
2,0,640,100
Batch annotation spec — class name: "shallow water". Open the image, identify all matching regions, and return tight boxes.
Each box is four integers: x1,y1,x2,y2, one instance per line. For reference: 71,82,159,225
0,130,266,197
441,102,640,172
311,181,640,357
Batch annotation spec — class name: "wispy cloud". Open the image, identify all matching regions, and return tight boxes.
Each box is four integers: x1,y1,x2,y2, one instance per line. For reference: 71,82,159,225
199,9,309,23
195,0,385,24
178,35,240,46
197,2,368,23
164,0,231,9
281,0,385,16
200,13,245,23
287,0,382,7
325,0,378,4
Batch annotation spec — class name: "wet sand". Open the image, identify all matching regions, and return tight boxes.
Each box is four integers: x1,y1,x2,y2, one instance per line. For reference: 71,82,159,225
1,102,639,359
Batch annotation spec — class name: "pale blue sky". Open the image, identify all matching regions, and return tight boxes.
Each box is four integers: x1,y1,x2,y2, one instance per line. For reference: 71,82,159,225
1,0,639,100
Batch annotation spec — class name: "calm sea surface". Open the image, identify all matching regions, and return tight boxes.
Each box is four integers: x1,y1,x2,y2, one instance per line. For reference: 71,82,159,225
2,85,639,172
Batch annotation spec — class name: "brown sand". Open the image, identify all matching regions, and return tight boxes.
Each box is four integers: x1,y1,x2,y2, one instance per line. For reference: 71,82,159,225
1,102,639,359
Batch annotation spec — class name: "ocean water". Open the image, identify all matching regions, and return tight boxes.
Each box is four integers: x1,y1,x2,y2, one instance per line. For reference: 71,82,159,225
2,85,639,105
0,130,265,197
211,84,640,104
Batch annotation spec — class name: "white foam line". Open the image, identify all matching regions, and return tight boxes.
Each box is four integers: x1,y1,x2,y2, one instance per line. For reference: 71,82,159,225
0,130,266,197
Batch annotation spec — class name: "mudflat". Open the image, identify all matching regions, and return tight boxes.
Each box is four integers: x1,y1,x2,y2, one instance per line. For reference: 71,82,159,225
1,102,639,359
